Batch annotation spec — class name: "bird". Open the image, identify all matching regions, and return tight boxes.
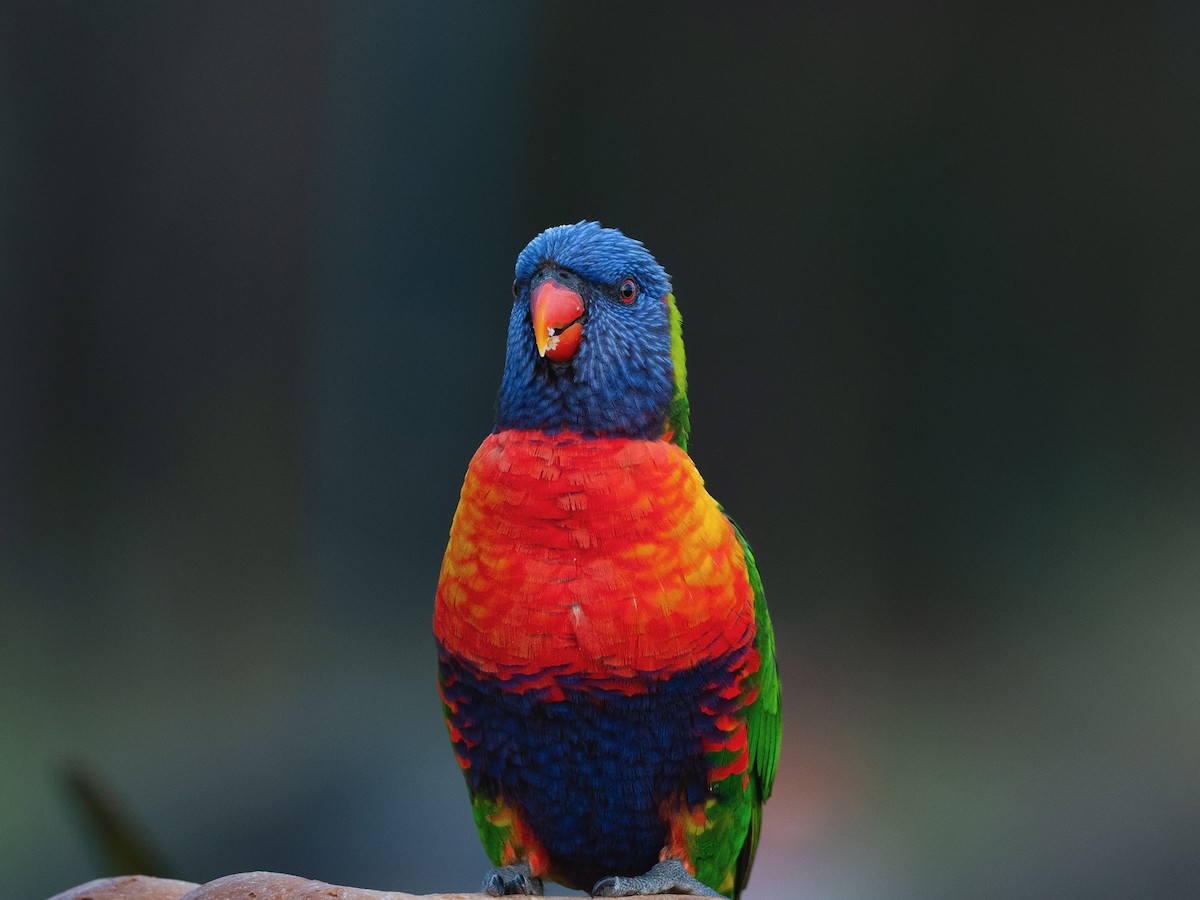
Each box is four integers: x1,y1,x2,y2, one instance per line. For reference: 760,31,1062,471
433,221,780,898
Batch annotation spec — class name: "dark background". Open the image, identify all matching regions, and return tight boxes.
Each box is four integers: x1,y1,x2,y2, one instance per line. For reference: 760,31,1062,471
2,3,1198,898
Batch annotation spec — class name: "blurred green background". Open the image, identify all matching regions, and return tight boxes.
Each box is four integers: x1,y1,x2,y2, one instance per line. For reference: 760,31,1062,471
2,3,1198,898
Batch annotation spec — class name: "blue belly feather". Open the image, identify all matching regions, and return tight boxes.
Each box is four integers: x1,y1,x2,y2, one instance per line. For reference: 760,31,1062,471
438,645,746,889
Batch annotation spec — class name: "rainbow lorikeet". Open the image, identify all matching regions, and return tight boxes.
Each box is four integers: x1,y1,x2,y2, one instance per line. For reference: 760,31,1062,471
434,222,780,898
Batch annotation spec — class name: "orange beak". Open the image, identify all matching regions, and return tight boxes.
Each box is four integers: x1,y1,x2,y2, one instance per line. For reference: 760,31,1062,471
530,279,585,361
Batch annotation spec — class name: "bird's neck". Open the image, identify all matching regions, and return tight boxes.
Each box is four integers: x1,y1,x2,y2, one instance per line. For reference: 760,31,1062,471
496,361,674,440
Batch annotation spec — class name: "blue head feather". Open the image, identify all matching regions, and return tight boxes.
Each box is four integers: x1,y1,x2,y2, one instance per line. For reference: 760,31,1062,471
497,222,677,439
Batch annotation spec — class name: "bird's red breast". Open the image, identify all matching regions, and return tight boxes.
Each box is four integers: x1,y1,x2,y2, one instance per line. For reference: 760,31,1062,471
434,430,757,690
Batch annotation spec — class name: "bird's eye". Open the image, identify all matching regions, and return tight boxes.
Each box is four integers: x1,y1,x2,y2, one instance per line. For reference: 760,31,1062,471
511,279,520,299
618,279,638,303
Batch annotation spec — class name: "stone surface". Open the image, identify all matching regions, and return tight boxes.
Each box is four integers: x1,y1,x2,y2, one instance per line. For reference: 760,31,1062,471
47,875,200,900
47,872,705,900
178,872,427,899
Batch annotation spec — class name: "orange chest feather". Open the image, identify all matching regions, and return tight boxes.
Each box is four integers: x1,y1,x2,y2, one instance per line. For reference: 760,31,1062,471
434,430,756,681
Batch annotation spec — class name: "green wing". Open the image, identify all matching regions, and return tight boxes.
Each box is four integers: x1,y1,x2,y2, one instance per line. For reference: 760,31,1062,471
662,292,779,895
727,516,781,897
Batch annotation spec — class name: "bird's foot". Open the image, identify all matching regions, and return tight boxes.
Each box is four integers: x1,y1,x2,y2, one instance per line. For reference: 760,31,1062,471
483,861,544,896
591,859,726,898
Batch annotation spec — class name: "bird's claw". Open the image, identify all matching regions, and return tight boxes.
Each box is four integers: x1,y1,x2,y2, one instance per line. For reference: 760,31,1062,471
483,862,543,896
591,859,727,898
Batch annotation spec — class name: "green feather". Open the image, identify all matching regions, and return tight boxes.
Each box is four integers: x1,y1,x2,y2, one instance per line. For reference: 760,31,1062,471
665,293,691,451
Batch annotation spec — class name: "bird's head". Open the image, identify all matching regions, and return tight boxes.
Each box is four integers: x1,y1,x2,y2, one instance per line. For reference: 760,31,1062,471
496,221,689,446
